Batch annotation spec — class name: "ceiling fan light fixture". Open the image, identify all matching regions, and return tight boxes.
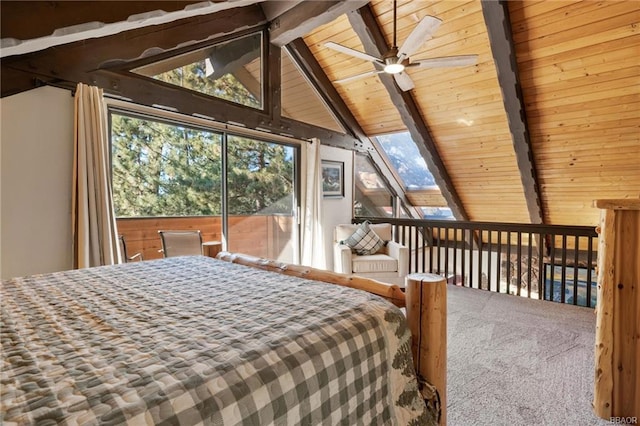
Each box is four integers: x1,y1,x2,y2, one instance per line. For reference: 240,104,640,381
384,62,405,74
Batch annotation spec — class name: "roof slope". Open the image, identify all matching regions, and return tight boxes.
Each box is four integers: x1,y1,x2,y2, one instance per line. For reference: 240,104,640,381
1,0,637,226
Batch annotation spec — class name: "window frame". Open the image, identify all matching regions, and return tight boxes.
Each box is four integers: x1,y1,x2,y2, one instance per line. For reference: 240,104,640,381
107,99,303,259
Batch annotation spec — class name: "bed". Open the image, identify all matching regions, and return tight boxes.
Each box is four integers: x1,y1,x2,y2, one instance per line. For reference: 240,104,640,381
1,254,439,425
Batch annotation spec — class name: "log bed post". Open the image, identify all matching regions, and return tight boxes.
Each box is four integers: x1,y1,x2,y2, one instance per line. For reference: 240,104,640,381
405,273,447,425
593,199,640,420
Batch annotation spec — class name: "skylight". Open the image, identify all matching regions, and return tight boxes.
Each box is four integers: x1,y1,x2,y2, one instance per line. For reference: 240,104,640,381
373,131,454,220
373,132,437,189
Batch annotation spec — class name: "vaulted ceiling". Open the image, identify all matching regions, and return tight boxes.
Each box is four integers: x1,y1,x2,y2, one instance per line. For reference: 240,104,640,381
2,0,638,227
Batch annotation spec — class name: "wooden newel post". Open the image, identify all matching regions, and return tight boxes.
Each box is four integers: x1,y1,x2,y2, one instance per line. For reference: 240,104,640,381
405,273,447,425
593,199,640,420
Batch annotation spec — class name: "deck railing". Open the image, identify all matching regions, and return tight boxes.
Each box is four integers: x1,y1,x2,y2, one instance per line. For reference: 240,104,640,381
356,217,599,308
116,215,294,262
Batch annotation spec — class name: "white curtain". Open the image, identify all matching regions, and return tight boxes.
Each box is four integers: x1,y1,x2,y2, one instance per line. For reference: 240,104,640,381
72,83,120,268
300,138,326,269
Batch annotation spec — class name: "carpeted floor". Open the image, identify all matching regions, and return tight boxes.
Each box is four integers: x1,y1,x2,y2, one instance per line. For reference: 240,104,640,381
446,285,611,426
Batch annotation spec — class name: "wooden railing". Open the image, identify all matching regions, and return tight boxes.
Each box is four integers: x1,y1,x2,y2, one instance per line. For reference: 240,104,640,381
357,217,600,308
116,215,294,262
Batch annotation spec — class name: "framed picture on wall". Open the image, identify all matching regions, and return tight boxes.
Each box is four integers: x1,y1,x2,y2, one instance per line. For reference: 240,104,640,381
321,160,344,198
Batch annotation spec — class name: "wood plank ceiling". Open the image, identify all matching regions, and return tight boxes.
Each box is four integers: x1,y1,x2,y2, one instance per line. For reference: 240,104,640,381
1,0,638,227
303,0,639,226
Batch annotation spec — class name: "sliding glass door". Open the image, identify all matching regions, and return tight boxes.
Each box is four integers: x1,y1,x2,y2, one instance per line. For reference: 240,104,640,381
110,110,299,262
226,135,297,263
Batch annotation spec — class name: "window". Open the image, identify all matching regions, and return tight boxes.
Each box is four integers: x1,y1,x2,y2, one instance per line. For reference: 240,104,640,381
374,131,454,220
111,114,222,217
353,153,393,218
374,132,436,189
131,32,263,109
110,110,299,263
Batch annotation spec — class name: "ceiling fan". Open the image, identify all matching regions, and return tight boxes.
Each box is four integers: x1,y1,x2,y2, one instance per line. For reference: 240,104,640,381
324,0,478,92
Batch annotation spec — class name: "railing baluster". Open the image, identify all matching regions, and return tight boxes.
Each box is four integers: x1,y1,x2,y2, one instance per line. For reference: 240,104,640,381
420,227,428,273
428,227,434,274
461,229,466,287
496,231,502,293
573,235,580,306
435,227,441,275
468,228,474,289
353,216,597,307
549,235,556,302
538,233,545,300
453,229,459,285
526,232,533,298
478,230,484,290
561,234,567,304
444,227,450,281
586,236,594,308
414,225,420,273
516,232,522,296
487,231,493,292
506,232,512,295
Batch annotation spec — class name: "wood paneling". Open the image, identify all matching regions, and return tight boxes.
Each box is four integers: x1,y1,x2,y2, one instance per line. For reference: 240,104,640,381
510,0,640,226
303,0,638,226
4,0,637,229
304,1,531,223
281,49,344,132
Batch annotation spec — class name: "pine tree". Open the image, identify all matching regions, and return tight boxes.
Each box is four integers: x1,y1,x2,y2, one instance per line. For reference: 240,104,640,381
111,58,293,218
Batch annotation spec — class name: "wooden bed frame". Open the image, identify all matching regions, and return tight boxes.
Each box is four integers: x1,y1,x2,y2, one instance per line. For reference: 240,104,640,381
217,251,447,424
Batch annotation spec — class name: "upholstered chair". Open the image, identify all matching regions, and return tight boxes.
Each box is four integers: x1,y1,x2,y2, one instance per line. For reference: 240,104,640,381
333,223,409,287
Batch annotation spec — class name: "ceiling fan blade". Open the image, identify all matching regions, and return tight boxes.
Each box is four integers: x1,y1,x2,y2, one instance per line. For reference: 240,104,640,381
397,16,442,60
409,55,479,68
334,69,384,84
324,41,383,64
393,71,415,92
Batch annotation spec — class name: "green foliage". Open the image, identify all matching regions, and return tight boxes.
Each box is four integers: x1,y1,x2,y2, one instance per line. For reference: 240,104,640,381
153,60,260,108
227,136,294,215
112,56,293,218
112,116,222,217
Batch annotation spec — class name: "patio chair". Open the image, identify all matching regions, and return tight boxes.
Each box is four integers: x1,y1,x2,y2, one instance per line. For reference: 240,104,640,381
158,230,203,257
118,235,143,263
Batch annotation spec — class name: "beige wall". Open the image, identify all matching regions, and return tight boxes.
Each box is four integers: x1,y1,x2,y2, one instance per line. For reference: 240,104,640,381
320,145,353,272
1,86,74,279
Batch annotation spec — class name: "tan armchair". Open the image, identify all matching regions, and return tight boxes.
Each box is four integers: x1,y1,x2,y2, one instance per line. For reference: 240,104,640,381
333,223,409,287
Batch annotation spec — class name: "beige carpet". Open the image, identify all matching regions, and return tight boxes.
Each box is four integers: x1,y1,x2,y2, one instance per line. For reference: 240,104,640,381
446,285,611,426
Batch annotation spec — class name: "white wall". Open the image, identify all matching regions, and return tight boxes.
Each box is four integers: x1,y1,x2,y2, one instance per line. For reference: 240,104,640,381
1,86,74,278
320,145,353,271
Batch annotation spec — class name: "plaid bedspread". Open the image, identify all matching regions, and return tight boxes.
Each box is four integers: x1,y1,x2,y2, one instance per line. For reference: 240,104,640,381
1,256,432,425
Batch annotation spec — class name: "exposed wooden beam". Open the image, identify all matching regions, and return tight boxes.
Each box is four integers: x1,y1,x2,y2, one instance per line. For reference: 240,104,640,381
286,38,422,218
1,3,360,149
0,0,260,58
347,4,470,221
1,1,200,40
260,1,302,21
285,39,364,144
267,42,282,122
269,0,369,47
1,5,268,97
95,69,360,148
481,0,544,224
